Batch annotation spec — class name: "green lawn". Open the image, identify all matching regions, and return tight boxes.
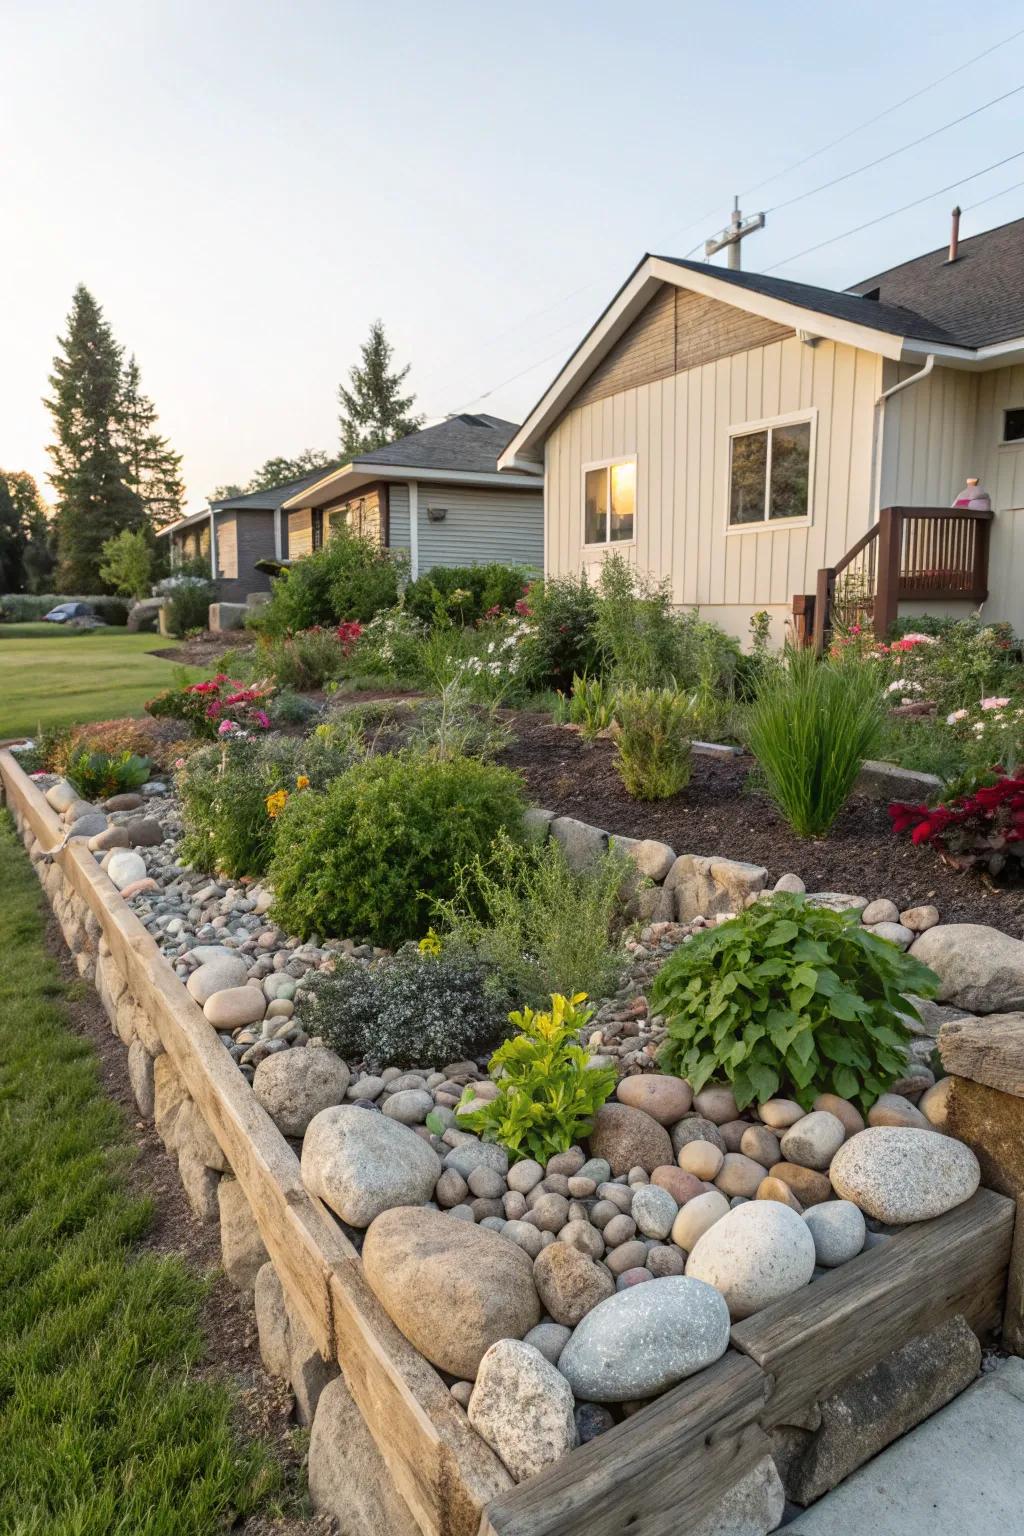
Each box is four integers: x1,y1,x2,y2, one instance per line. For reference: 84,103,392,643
0,624,199,738
0,813,293,1535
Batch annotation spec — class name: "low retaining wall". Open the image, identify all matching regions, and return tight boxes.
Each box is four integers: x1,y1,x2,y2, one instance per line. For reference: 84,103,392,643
2,749,1018,1536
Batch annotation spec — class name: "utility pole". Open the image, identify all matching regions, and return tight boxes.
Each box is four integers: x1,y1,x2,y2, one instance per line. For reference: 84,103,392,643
704,197,766,270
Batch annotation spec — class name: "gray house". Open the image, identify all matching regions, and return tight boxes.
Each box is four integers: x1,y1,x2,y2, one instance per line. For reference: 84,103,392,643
157,470,333,603
283,414,544,578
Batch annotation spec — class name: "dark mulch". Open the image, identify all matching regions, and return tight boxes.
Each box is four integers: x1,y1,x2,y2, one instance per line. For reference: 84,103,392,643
499,714,1024,936
150,632,258,667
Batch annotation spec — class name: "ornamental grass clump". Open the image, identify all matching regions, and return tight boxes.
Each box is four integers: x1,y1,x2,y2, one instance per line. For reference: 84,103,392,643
747,646,884,836
651,893,939,1115
268,751,527,945
455,993,616,1164
612,685,693,800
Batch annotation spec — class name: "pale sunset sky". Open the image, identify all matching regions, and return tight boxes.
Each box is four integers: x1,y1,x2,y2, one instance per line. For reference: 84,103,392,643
3,0,1024,513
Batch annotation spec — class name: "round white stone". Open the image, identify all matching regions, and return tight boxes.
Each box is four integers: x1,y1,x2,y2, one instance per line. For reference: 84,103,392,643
106,849,148,890
829,1126,980,1223
685,1200,816,1319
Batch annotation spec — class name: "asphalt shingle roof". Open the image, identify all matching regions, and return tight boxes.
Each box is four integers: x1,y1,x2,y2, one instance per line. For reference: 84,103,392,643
352,414,520,473
210,468,338,512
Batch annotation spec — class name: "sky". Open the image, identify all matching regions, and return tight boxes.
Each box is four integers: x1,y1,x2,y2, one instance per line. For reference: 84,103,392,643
3,0,1024,514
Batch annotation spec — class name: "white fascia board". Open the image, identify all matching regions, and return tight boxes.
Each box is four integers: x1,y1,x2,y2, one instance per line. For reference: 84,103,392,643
283,463,542,509
898,333,1024,370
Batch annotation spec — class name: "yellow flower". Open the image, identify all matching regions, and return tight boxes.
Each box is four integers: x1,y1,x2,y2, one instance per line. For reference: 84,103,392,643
296,774,310,790
265,789,289,819
418,928,442,957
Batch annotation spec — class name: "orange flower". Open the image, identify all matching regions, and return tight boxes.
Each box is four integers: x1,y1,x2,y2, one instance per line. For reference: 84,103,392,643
265,789,289,819
296,774,310,790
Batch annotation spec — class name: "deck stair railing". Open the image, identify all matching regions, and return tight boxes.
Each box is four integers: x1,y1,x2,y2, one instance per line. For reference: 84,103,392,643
798,505,993,652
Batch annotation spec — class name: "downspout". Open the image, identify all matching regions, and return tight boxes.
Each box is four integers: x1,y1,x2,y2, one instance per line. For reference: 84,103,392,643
208,509,218,579
870,353,936,518
408,479,419,580
273,506,282,561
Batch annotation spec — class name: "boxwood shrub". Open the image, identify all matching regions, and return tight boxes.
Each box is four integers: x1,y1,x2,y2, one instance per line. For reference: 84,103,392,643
269,751,527,945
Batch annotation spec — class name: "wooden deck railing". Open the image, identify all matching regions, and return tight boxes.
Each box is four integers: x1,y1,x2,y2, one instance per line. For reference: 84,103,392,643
797,505,993,651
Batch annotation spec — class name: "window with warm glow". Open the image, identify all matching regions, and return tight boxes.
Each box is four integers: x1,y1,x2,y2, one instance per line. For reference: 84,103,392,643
728,416,812,528
584,459,636,545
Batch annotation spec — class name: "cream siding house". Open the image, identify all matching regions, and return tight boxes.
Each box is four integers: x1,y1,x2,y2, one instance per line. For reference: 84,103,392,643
500,217,1024,644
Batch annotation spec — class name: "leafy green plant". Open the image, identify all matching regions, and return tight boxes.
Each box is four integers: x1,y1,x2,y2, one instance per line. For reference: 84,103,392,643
435,829,628,1008
593,554,685,688
269,751,527,945
403,564,532,628
257,528,402,635
612,685,693,799
455,992,615,1163
255,626,348,690
652,894,939,1114
299,945,514,1069
99,528,154,599
405,682,512,762
568,673,616,741
159,561,217,637
522,573,600,691
66,749,151,800
748,646,884,836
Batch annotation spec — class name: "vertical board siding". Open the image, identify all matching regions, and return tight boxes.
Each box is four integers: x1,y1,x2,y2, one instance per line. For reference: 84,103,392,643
413,486,543,575
388,482,411,552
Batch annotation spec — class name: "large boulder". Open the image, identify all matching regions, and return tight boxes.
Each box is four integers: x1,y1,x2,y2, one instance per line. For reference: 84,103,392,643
468,1339,577,1482
909,924,1024,1013
362,1206,540,1379
253,1046,350,1138
301,1106,441,1227
685,1200,816,1320
557,1276,730,1402
667,854,768,922
587,1102,673,1175
308,1376,421,1536
829,1126,980,1223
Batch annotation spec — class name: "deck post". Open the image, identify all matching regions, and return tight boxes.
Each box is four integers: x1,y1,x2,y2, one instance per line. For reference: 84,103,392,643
874,506,902,640
812,567,832,653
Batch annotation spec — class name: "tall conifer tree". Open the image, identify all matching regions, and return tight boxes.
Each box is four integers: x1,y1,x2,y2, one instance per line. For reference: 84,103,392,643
45,285,142,590
338,320,422,456
118,355,185,529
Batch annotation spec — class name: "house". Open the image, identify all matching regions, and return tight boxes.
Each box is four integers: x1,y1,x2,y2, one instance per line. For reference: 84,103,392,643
157,470,332,603
497,214,1024,645
282,414,543,578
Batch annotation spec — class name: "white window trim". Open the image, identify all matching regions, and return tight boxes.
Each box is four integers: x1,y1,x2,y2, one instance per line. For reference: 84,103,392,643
581,454,638,550
998,405,1024,447
724,408,817,536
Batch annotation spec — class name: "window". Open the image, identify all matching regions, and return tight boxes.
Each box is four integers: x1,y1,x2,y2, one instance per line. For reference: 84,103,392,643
583,458,636,545
1004,407,1024,444
312,509,324,550
728,415,813,529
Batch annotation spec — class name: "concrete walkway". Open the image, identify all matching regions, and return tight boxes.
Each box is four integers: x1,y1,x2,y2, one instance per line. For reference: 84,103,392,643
786,1357,1024,1535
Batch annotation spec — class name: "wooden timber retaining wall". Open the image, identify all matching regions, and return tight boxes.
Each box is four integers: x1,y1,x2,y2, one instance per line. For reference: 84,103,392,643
1,748,1017,1536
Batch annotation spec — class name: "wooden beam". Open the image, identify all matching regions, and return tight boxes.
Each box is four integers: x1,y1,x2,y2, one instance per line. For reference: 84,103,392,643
730,1187,1014,1427
873,506,902,640
939,1014,1024,1098
480,1351,771,1536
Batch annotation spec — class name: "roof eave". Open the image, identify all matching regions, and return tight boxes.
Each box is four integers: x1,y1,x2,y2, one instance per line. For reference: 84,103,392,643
283,462,542,510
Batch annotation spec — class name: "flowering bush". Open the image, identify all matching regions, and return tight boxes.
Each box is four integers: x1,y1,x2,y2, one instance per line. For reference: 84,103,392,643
66,750,152,800
890,773,1024,880
455,614,538,704
146,675,273,739
255,627,354,691
355,607,426,680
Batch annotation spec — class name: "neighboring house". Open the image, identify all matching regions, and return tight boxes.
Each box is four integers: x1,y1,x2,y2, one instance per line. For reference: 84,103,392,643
282,414,543,578
157,470,332,603
498,215,1024,644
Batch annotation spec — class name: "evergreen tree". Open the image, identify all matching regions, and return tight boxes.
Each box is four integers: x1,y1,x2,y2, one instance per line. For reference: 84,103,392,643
118,355,185,529
0,471,54,593
45,285,143,591
338,320,423,456
0,476,26,592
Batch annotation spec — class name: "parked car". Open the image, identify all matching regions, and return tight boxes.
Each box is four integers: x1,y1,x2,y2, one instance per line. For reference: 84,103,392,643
43,601,95,622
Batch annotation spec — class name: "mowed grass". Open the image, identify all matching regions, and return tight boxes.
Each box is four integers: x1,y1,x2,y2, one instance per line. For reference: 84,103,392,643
0,813,284,1535
0,624,199,738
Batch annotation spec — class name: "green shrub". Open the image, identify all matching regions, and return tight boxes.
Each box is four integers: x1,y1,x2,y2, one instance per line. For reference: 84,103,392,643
748,647,884,836
164,576,215,637
259,529,402,635
268,688,321,727
99,529,154,600
523,573,600,691
455,993,616,1163
146,675,273,739
178,731,355,879
405,683,512,762
568,673,616,741
612,686,693,799
269,751,527,945
354,606,426,681
435,829,627,1007
404,563,531,628
256,627,348,690
652,894,939,1114
299,945,514,1069
66,750,151,800
593,555,685,688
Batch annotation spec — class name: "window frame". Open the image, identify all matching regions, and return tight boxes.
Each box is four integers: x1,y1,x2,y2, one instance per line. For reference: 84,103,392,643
1000,405,1024,446
581,454,638,550
724,408,817,535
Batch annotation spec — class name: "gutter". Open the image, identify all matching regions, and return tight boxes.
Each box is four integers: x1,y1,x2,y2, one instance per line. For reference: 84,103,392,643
870,353,936,519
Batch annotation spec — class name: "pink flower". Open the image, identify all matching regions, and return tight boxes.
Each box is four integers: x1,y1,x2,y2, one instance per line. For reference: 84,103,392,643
218,719,237,735
205,701,222,718
946,709,969,724
981,696,1011,711
253,710,270,729
174,757,186,770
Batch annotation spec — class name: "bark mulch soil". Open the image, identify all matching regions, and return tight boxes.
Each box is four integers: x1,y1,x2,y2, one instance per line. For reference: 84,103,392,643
499,713,1024,937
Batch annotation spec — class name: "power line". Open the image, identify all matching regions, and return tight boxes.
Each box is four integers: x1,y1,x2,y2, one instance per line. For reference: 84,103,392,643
963,176,1024,212
764,149,1024,271
765,82,1024,214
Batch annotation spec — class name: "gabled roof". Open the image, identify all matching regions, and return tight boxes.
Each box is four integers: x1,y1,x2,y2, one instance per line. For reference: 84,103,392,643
283,414,542,511
847,214,1024,349
210,468,338,512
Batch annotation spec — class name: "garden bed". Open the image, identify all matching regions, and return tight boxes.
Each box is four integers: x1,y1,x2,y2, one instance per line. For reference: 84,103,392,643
2,746,1019,1536
499,714,1024,934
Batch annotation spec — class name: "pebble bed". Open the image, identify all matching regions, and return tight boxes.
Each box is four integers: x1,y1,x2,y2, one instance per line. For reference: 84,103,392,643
31,766,992,1486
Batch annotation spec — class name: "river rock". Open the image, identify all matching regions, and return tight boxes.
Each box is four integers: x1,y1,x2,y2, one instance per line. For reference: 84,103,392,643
187,956,250,1005
829,1127,980,1222
557,1276,730,1402
616,1073,692,1125
715,1152,769,1198
671,1115,727,1157
651,1165,704,1205
868,1092,930,1129
523,1322,572,1366
780,1110,847,1170
685,1200,816,1319
803,1200,866,1267
910,923,1024,1012
69,812,109,840
253,1046,350,1137
671,1189,730,1252
362,1206,540,1378
45,778,78,812
203,986,266,1028
105,849,148,890
630,1183,679,1238
301,1105,441,1226
533,1241,614,1326
677,1141,724,1180
382,1088,435,1125
468,1339,577,1482
862,898,899,925
588,1102,673,1175
126,818,164,847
